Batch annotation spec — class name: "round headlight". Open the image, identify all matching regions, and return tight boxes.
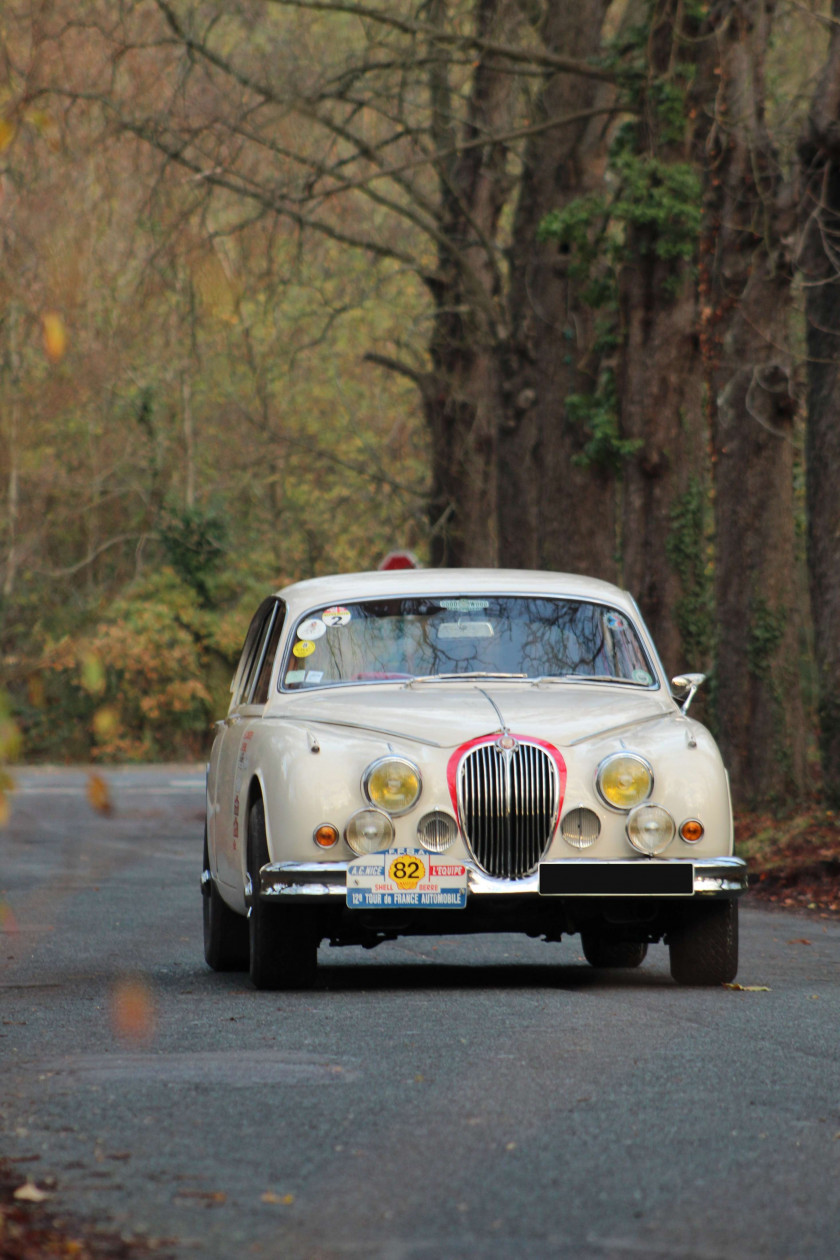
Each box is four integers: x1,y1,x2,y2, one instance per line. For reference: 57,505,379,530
363,757,421,816
345,808,395,855
626,804,675,855
596,753,653,810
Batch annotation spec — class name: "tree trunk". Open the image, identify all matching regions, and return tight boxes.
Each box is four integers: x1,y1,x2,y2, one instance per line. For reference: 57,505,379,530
3,403,19,600
618,2,714,678
1,308,23,601
705,0,806,807
499,0,616,580
424,0,518,568
798,0,840,806
619,265,708,676
182,372,196,510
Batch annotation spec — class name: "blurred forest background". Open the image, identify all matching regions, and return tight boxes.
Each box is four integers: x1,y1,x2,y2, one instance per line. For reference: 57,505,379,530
2,0,840,814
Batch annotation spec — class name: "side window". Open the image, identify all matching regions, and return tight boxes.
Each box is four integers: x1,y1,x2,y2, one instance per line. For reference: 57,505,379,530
232,601,274,707
251,602,285,704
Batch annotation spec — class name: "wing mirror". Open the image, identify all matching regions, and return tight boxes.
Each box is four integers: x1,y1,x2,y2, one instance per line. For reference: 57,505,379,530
671,672,706,715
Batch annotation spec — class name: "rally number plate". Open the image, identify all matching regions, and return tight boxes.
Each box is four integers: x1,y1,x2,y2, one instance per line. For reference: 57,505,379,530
347,848,467,909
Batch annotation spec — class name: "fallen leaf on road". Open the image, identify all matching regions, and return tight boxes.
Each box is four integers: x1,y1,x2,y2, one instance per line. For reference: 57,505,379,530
787,939,812,945
0,900,18,934
110,976,156,1044
261,1191,295,1205
14,1181,50,1203
723,983,771,992
86,771,113,815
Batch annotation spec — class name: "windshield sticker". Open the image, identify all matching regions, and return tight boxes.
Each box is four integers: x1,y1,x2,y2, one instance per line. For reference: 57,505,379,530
605,613,626,630
305,670,324,683
297,617,326,641
285,669,305,684
633,669,653,684
439,599,490,611
322,606,351,627
437,621,495,639
293,639,317,658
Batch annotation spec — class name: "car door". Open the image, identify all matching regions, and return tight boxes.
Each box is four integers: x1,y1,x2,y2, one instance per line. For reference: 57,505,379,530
209,598,285,892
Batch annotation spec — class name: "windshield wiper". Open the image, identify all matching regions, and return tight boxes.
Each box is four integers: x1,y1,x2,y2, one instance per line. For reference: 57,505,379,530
409,671,528,684
531,674,644,686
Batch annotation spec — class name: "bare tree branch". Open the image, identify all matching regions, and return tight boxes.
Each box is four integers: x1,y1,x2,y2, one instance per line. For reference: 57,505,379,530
31,534,153,579
264,0,616,81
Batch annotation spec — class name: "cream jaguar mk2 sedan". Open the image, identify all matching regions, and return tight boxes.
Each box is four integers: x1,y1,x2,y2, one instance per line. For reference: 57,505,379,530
202,568,747,989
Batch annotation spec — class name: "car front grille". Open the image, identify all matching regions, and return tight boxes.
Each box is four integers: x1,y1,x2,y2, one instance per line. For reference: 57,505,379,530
456,739,560,879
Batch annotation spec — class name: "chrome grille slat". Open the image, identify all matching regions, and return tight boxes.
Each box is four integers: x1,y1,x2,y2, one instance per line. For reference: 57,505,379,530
458,740,558,880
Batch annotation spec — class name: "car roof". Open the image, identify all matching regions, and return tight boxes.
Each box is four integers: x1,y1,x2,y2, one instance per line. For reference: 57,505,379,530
275,568,638,613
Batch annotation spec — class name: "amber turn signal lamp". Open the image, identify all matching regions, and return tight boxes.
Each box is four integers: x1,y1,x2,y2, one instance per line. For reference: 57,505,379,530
313,823,340,848
680,819,704,843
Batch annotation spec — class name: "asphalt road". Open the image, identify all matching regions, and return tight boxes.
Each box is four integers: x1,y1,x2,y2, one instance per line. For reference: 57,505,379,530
2,766,840,1259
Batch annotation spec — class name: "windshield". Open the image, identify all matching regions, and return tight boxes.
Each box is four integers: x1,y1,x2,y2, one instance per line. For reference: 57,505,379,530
281,596,656,690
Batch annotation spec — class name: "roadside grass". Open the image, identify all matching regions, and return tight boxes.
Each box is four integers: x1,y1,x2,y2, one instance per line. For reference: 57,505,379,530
737,804,840,916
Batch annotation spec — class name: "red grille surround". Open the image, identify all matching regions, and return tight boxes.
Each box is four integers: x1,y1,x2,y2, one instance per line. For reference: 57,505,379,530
447,735,566,879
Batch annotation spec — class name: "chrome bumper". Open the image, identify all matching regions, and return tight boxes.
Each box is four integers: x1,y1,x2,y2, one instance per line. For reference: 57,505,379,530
258,856,748,902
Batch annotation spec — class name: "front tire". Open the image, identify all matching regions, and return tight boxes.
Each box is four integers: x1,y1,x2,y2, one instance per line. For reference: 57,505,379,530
669,899,738,986
203,826,249,971
581,934,648,969
247,798,319,990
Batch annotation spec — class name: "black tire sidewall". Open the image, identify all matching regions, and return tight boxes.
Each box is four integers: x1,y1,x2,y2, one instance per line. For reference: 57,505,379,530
247,797,318,990
669,899,738,986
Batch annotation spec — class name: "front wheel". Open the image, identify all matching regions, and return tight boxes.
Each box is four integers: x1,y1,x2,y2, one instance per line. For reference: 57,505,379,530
247,798,319,990
202,825,249,971
668,899,738,986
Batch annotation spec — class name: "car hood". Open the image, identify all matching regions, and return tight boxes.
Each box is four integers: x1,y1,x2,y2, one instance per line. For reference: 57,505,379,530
273,683,676,749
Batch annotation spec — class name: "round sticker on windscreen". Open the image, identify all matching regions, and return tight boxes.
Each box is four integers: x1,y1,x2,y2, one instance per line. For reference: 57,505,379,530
322,606,351,627
293,639,317,658
605,613,626,629
297,618,326,641
633,669,652,684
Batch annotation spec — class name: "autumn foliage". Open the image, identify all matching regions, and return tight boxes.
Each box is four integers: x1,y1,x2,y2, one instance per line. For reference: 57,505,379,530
15,569,245,762
1,1,840,814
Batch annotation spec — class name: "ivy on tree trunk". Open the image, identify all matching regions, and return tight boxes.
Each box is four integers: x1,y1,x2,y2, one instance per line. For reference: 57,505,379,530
799,0,840,808
704,0,806,808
